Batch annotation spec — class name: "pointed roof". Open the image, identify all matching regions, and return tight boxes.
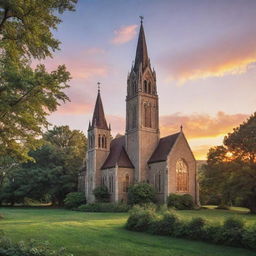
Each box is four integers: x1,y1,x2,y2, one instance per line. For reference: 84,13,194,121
91,89,108,130
148,132,180,164
101,136,134,169
134,20,149,72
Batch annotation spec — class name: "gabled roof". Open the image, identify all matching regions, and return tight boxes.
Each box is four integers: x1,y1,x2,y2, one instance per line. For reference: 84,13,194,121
91,90,108,130
148,132,180,164
134,22,149,72
101,136,134,169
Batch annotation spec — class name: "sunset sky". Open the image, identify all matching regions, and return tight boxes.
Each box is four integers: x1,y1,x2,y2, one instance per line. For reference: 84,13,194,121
41,0,256,159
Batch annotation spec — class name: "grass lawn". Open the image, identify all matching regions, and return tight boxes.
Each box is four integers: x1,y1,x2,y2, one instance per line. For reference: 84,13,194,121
0,207,255,256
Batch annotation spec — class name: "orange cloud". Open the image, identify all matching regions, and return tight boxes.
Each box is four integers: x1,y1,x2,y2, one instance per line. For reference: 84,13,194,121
161,30,256,82
160,112,249,139
57,102,93,114
111,25,138,45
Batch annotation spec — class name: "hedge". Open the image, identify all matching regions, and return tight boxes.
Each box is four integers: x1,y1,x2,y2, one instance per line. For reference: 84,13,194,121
125,205,256,250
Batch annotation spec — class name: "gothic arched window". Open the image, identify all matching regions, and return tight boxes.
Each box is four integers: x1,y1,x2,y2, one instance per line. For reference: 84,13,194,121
176,159,189,192
148,82,151,94
98,135,101,148
155,172,161,193
144,80,147,93
123,174,130,192
109,175,114,193
132,106,136,129
144,103,152,128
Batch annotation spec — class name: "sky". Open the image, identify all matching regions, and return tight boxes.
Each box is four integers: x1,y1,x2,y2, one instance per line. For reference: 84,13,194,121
41,0,256,159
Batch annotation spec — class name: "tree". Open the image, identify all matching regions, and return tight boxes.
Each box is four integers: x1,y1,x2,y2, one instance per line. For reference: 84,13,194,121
0,125,87,206
0,0,77,161
200,113,256,213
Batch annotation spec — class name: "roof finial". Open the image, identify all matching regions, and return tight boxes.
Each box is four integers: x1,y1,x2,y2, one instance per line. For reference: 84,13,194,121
97,82,101,93
139,16,144,24
180,125,183,132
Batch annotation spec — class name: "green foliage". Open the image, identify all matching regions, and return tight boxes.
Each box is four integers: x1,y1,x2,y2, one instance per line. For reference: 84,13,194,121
185,217,206,240
243,225,256,250
0,236,72,256
200,113,256,214
93,186,110,203
0,125,87,206
64,192,86,209
127,182,156,205
222,217,245,247
126,205,156,232
77,202,130,212
0,0,77,161
126,205,256,250
167,193,194,210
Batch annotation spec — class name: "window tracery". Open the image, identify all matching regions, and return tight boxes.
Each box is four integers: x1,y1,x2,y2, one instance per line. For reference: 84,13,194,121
176,159,189,192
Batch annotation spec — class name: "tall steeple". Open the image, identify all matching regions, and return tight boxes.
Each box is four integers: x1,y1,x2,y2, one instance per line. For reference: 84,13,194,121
126,17,159,182
91,86,108,130
134,16,149,72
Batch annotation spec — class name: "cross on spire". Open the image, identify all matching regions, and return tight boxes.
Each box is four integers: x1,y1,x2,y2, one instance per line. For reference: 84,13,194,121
97,82,101,93
139,16,144,24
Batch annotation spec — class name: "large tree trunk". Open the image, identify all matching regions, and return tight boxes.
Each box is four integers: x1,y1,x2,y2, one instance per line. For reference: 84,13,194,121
248,196,256,214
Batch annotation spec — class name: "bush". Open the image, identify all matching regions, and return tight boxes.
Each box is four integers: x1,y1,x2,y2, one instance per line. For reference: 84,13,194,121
184,217,206,240
204,223,223,244
77,202,129,212
126,205,156,232
64,192,86,209
93,186,110,202
167,193,194,210
222,217,245,247
0,236,72,256
243,224,256,249
150,211,179,236
127,183,156,205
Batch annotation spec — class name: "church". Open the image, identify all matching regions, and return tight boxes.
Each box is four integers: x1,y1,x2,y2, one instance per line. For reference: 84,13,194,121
83,19,199,204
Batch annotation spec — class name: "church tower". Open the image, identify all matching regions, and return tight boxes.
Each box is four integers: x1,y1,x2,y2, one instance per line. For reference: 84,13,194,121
125,18,159,182
86,86,111,202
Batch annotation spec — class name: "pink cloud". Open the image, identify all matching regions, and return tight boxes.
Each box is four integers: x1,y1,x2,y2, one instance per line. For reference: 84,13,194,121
160,30,256,82
160,112,249,139
111,25,138,45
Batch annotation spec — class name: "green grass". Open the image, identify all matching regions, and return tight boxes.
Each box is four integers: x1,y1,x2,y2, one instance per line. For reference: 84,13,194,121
0,207,255,256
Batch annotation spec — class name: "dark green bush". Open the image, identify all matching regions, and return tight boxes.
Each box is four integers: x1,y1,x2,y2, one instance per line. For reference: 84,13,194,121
150,211,179,236
167,193,194,210
126,205,156,232
93,186,110,202
184,217,206,240
77,202,129,212
125,205,256,250
128,183,156,205
0,236,72,256
64,192,86,209
222,217,245,247
242,224,256,249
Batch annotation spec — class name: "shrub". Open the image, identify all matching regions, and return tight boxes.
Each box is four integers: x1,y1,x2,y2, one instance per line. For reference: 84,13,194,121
77,202,129,212
204,223,223,244
167,193,194,210
222,217,245,247
64,192,86,209
93,186,110,202
150,211,179,236
184,217,206,240
0,236,72,256
242,224,256,250
127,183,156,205
126,205,156,232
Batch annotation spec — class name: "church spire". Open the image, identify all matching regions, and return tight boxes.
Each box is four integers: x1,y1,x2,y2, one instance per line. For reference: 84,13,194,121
91,83,108,130
134,16,149,72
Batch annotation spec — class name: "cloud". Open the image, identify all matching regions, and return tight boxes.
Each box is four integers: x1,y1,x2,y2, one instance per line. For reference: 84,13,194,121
160,112,249,139
111,25,138,45
160,30,256,83
106,115,125,135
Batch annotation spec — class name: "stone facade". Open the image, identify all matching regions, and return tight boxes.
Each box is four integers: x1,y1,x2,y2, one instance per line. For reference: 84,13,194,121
84,20,199,205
